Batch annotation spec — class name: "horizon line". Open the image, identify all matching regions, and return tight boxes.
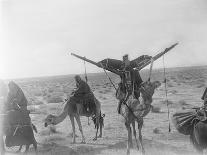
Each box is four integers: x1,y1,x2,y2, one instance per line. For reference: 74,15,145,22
3,64,207,81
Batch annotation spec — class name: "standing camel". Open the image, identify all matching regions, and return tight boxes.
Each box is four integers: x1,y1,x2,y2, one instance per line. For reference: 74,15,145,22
44,97,103,143
116,80,161,155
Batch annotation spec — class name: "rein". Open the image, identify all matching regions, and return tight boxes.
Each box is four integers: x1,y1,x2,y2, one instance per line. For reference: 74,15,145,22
163,55,171,132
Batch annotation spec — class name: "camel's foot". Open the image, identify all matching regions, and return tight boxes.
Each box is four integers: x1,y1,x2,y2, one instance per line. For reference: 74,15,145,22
126,149,130,155
93,137,97,141
80,141,86,144
71,141,76,144
98,134,102,138
141,148,145,155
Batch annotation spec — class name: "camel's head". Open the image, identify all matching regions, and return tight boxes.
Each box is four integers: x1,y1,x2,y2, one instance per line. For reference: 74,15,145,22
139,80,161,100
44,114,56,127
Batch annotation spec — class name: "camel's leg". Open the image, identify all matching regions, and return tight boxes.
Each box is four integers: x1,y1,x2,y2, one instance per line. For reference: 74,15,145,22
75,115,85,144
125,122,132,155
93,114,100,141
98,121,103,138
132,121,139,150
138,119,145,154
24,144,30,154
69,115,76,144
16,145,23,153
129,126,133,148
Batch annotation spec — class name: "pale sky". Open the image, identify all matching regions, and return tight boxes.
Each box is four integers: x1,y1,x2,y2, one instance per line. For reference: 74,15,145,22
1,0,207,79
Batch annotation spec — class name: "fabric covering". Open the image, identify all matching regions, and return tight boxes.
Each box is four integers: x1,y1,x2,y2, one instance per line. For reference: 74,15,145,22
172,110,197,135
4,110,33,147
6,81,28,111
98,55,152,71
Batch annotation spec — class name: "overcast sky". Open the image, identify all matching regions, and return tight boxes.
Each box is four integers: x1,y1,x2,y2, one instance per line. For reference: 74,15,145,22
1,0,207,79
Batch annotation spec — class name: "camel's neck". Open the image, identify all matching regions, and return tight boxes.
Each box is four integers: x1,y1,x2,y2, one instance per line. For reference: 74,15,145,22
54,109,68,125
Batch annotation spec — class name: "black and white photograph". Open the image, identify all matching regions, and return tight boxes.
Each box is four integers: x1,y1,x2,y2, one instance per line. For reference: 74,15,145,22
1,0,207,154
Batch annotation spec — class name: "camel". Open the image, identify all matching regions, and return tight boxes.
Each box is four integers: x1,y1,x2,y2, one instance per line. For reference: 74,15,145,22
116,80,161,155
44,96,103,143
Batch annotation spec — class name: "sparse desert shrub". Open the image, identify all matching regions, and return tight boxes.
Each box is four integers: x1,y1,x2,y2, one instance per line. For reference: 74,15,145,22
179,100,188,106
153,128,161,134
167,83,174,87
197,83,205,88
33,100,44,105
48,88,54,93
34,91,42,96
151,106,161,113
161,100,174,105
46,96,63,103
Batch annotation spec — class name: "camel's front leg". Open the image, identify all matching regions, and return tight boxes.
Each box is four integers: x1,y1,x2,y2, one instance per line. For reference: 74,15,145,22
138,119,145,154
98,122,102,138
132,121,139,150
75,115,85,144
125,122,132,155
69,115,76,144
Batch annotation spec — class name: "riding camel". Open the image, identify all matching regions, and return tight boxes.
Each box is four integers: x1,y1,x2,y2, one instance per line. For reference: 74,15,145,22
44,96,103,143
116,80,161,155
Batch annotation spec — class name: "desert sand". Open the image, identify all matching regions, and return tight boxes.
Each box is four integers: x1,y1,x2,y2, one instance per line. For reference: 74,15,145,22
2,65,207,155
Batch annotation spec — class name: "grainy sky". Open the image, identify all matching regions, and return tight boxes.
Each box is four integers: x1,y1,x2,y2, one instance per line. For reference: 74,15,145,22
1,0,207,79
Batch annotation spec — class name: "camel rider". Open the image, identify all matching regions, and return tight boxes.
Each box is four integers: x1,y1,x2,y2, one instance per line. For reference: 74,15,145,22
70,75,94,113
117,54,143,114
6,81,28,112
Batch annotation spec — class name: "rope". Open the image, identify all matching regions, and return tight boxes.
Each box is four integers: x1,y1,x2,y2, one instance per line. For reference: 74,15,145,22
100,63,117,91
162,55,171,132
148,58,154,81
83,58,88,83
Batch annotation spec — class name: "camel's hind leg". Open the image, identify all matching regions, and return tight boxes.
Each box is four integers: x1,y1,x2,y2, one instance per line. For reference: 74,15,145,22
93,113,100,141
69,115,76,144
0,135,5,155
125,122,132,155
132,121,139,150
75,115,85,144
138,118,145,154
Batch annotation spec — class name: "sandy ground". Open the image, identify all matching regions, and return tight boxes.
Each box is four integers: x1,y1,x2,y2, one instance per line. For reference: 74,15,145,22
2,66,207,155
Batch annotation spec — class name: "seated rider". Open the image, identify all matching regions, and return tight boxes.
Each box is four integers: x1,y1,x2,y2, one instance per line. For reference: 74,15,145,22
70,75,94,113
117,54,143,114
